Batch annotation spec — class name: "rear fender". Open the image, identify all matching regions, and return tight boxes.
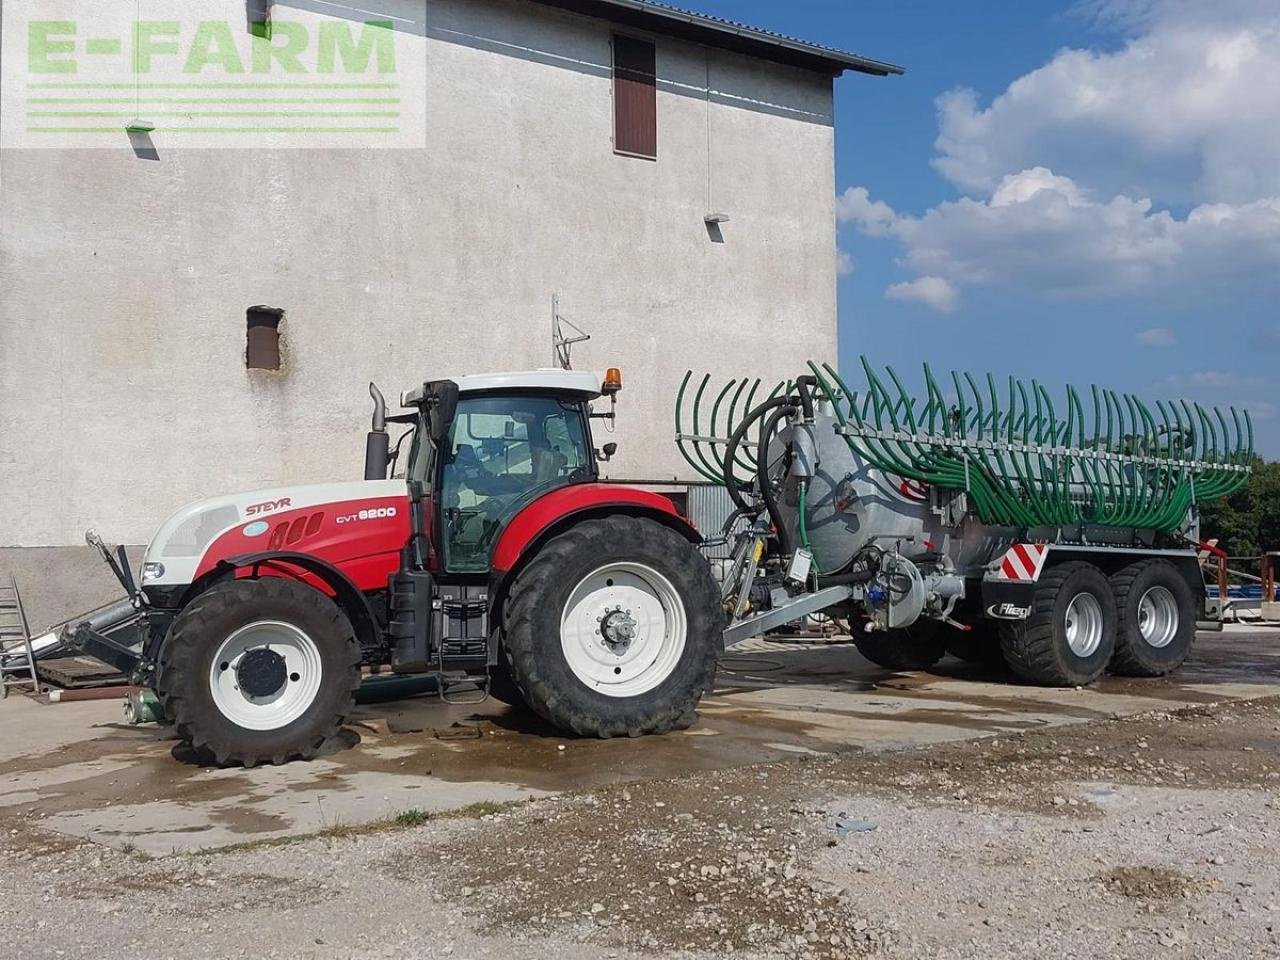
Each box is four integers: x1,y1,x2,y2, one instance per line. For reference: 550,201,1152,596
487,486,700,632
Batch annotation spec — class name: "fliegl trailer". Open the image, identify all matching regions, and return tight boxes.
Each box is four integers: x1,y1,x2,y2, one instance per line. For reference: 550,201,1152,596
49,358,1250,767
676,358,1252,683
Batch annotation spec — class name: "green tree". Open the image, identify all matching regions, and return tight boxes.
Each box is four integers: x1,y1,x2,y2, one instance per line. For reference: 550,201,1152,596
1199,457,1280,571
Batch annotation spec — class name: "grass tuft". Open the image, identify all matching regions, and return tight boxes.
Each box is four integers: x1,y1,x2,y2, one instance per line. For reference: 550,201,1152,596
393,808,432,827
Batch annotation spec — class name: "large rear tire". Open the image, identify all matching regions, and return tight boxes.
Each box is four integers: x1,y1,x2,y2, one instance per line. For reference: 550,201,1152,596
855,621,946,671
502,516,723,738
156,578,361,767
1109,560,1195,676
999,561,1116,686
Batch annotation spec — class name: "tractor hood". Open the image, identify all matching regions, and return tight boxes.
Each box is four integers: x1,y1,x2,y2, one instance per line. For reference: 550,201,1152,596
140,479,406,588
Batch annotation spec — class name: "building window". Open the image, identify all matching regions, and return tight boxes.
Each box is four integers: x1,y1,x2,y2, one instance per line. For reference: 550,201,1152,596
613,35,656,159
246,306,283,370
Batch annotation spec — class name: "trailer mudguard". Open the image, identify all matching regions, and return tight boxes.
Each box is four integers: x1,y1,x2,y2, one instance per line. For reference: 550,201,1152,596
489,484,699,575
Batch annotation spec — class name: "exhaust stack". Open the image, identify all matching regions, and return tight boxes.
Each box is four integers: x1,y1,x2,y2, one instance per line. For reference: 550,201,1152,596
364,382,390,480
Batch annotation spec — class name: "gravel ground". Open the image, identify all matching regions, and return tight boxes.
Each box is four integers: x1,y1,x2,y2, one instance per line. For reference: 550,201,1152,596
3,697,1278,960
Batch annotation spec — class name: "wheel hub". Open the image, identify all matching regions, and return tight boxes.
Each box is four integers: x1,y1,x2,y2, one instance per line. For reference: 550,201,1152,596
1137,586,1179,648
599,608,638,651
235,647,289,698
1064,592,1104,658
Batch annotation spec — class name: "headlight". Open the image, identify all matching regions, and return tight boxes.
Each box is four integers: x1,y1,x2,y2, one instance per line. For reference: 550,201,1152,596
141,562,166,583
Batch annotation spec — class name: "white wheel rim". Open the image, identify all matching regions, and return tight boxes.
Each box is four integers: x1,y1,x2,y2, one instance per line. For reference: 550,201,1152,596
1064,592,1104,658
1138,586,1179,648
560,561,688,698
208,620,323,731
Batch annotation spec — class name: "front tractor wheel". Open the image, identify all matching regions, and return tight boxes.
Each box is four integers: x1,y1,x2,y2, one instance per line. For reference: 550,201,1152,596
502,516,723,738
156,578,361,767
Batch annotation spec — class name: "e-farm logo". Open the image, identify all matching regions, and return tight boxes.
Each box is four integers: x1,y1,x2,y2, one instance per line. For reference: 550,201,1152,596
2,6,425,148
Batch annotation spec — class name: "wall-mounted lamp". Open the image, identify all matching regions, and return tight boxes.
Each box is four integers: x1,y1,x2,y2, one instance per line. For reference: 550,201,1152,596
126,119,156,134
704,213,731,224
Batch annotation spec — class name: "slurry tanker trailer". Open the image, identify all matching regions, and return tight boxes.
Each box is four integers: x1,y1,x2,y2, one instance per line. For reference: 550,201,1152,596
677,358,1252,684
42,358,1249,765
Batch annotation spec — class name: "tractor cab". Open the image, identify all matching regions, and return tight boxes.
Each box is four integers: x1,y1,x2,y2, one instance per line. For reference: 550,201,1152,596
388,369,621,576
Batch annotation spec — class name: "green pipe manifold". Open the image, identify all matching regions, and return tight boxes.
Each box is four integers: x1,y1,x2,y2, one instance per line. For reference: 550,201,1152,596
676,358,1253,534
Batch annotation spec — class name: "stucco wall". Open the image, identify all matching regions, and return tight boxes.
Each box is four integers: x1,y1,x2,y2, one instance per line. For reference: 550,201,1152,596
0,0,838,550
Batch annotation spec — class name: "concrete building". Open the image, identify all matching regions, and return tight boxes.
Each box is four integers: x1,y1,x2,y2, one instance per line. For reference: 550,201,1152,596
0,0,899,625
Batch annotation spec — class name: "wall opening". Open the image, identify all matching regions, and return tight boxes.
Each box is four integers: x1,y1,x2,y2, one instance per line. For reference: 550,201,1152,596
246,306,284,370
613,35,657,159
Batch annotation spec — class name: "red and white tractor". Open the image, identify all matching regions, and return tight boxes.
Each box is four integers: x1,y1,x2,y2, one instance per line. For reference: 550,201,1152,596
71,369,723,766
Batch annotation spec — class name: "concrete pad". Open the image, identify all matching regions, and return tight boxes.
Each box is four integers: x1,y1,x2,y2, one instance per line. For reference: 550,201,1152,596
0,627,1276,855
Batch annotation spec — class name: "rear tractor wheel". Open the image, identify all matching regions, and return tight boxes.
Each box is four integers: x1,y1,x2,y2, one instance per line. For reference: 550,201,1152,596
501,516,723,738
999,561,1116,686
156,578,361,767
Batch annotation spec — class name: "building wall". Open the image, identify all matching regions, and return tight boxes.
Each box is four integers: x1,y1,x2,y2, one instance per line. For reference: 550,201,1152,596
0,0,838,563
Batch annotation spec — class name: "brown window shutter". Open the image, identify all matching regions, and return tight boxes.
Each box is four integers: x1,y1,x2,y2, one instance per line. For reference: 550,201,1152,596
246,306,283,370
613,35,656,158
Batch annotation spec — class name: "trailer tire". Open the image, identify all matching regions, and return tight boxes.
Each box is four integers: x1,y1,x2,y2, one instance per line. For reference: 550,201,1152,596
502,516,722,739
156,578,360,767
855,621,946,671
1109,560,1195,676
999,561,1116,687
945,627,1006,667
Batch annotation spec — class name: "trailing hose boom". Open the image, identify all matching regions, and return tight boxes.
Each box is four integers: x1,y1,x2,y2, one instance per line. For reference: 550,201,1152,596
677,358,1252,535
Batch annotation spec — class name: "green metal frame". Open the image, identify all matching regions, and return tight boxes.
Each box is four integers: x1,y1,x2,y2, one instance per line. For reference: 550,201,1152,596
676,358,1253,534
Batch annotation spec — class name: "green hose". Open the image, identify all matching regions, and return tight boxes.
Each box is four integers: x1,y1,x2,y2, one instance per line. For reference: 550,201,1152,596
678,356,1253,535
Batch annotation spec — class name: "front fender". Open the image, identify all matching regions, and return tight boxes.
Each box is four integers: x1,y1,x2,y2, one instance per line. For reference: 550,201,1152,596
212,551,382,653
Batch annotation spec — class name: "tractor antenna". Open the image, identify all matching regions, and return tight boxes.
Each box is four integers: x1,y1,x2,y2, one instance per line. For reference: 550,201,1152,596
551,293,591,370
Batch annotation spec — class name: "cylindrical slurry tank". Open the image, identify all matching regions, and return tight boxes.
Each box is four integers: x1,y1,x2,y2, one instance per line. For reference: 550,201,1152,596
773,410,1016,576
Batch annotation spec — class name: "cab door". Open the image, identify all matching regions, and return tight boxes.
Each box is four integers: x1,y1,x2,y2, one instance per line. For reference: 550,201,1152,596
437,393,594,574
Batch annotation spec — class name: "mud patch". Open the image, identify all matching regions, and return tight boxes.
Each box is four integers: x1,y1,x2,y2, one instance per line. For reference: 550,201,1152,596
1098,865,1197,901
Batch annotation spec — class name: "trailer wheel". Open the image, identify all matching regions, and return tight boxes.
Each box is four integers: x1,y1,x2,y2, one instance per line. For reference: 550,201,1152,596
502,516,722,738
855,621,946,671
945,627,1006,667
156,578,360,767
1109,560,1195,676
999,561,1116,686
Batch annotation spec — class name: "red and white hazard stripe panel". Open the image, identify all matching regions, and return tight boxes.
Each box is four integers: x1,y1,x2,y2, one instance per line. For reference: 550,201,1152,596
997,542,1049,581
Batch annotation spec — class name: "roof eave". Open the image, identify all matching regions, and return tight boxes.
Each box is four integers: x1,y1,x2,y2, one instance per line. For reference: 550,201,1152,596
527,0,904,77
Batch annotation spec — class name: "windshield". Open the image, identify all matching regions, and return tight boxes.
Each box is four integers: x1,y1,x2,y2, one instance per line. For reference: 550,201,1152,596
440,394,593,572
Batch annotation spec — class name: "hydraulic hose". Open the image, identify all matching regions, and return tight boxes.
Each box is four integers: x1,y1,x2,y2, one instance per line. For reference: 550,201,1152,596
722,395,797,513
756,404,796,558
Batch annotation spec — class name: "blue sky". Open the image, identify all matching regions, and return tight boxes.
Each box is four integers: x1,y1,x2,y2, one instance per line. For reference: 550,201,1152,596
695,0,1280,456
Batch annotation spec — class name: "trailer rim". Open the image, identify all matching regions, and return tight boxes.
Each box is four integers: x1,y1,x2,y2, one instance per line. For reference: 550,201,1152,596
559,561,688,698
1064,592,1105,658
1137,586,1179,649
208,620,324,731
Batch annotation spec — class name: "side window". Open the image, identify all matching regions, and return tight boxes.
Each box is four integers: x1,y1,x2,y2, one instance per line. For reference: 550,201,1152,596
439,396,592,573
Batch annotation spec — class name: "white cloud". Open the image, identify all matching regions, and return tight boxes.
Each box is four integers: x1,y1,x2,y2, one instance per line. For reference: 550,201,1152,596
885,276,958,313
933,1,1280,205
836,186,897,236
1136,326,1177,346
837,249,855,276
843,0,1280,315
847,171,1280,303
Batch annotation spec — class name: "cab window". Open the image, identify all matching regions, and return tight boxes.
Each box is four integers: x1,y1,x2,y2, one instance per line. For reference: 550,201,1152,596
440,394,592,573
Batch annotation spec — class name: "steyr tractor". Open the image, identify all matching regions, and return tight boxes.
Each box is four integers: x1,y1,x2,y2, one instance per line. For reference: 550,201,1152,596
71,369,723,766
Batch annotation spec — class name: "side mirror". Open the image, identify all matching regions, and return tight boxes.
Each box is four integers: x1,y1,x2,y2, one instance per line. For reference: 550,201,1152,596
598,442,618,463
426,380,460,443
